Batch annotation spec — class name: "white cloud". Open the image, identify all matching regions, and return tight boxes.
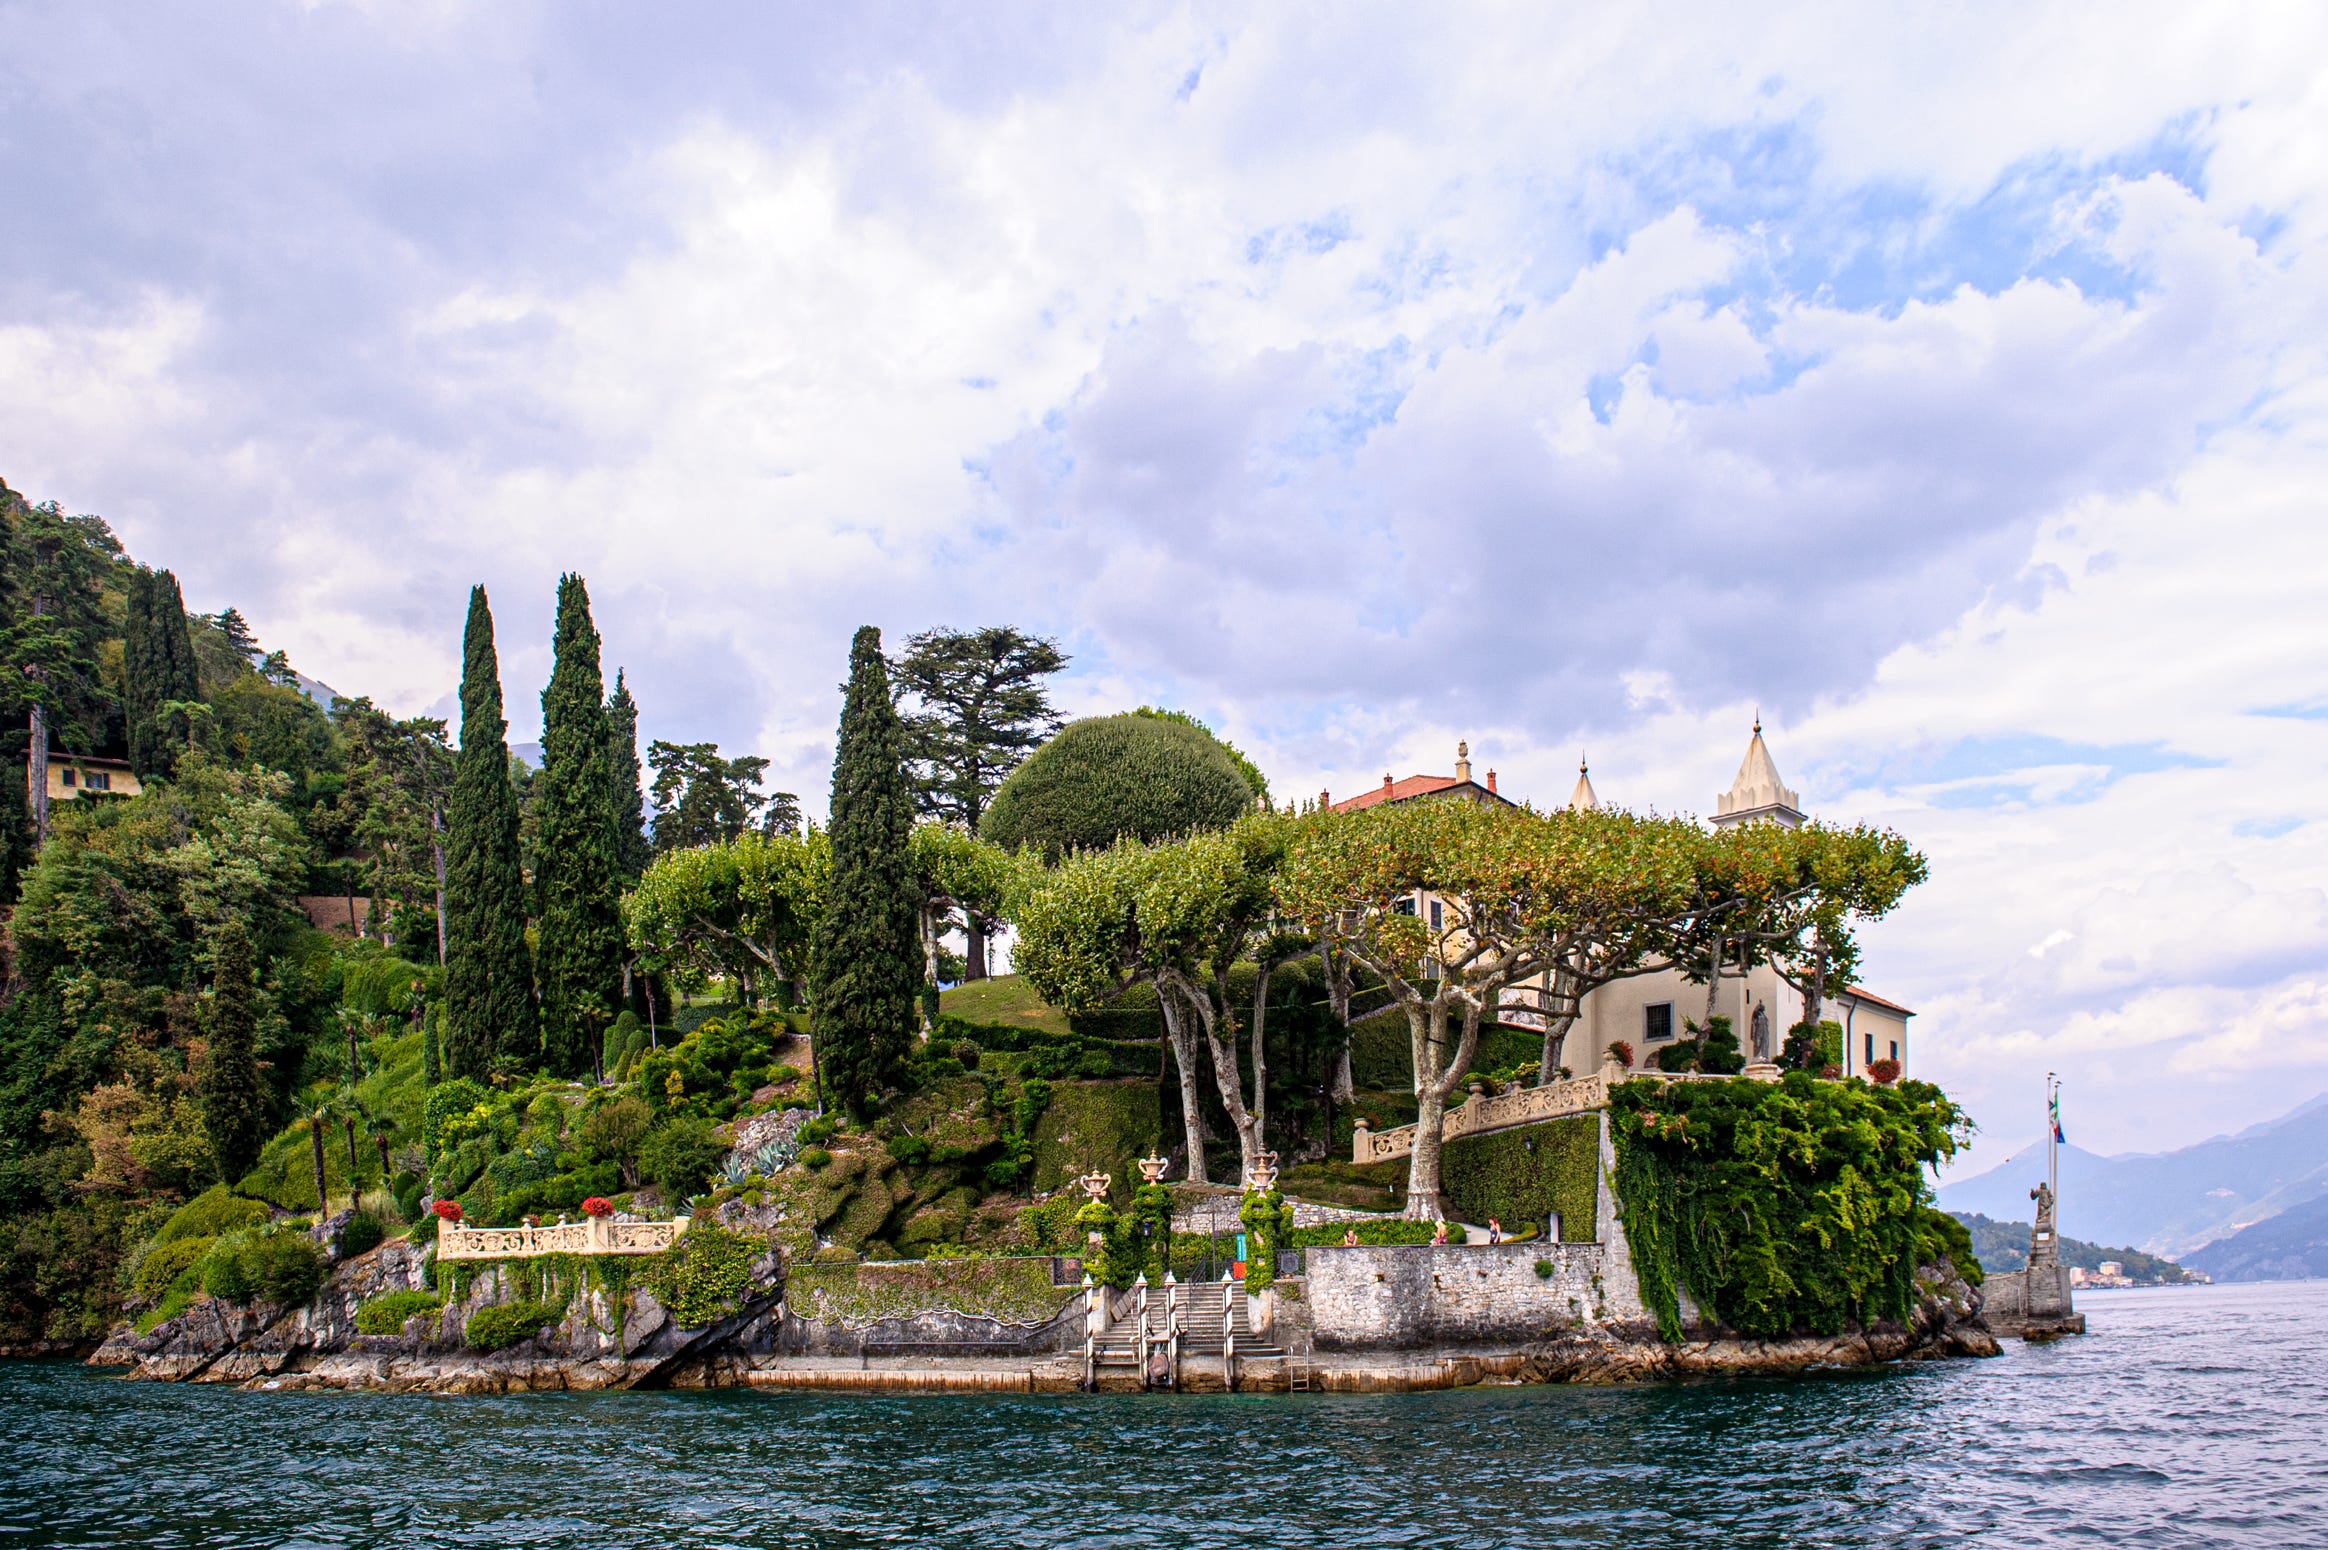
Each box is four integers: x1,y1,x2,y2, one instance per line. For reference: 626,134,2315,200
5,2,2328,1153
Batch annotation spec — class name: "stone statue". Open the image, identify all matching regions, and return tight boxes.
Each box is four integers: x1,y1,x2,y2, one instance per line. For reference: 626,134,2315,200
2028,1182,2058,1268
1750,1003,1771,1062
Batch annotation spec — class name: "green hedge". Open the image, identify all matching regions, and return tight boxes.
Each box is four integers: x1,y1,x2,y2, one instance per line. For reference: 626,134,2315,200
1286,1218,1438,1249
1610,1072,1971,1342
1028,1080,1162,1198
1441,1115,1599,1241
1346,1010,1542,1090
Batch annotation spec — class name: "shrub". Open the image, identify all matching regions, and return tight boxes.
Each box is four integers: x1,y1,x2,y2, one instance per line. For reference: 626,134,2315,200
796,1116,837,1146
885,1134,931,1167
797,1147,832,1171
433,1199,463,1222
1867,1058,1903,1085
580,1196,614,1217
641,1220,764,1327
1696,1016,1745,1075
132,1236,213,1302
354,1289,444,1336
979,712,1255,859
337,1212,386,1259
464,1299,566,1352
156,1186,270,1245
1653,1039,1698,1073
201,1231,328,1308
579,1094,653,1176
1605,1040,1634,1070
1535,1259,1554,1280
641,1116,727,1200
423,1077,491,1162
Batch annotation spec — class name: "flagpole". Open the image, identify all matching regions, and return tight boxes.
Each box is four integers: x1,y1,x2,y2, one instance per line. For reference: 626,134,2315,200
2047,1071,2058,1207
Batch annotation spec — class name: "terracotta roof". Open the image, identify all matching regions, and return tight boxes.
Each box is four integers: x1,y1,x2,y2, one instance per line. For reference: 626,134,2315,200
1327,774,1515,814
1839,985,1913,1018
297,895,374,936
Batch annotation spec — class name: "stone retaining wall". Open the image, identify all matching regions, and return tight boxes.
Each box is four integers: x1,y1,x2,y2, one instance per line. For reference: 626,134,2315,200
1303,1241,1645,1350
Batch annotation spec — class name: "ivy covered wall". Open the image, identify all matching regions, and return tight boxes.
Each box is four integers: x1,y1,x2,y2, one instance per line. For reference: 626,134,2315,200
1610,1072,1975,1342
1440,1116,1599,1241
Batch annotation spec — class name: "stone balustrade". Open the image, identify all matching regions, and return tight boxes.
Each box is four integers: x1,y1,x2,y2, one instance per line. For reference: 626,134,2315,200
434,1214,690,1262
1353,1071,1610,1164
1350,1067,1793,1163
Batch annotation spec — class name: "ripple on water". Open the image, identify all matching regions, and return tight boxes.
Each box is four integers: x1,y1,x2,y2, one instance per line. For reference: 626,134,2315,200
4,1282,2327,1549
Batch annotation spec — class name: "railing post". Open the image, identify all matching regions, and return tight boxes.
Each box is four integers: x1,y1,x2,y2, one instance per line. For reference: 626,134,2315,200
1222,1277,1236,1392
1351,1116,1370,1164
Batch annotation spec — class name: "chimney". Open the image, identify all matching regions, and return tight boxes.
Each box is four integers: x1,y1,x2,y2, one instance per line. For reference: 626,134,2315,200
1486,769,1497,794
1454,740,1471,784
1319,788,1330,810
1382,773,1394,794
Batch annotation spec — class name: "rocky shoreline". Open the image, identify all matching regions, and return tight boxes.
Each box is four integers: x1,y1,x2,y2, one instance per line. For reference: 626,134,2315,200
85,1230,2004,1394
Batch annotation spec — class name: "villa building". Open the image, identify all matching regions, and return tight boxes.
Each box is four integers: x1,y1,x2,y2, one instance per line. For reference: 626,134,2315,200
33,751,142,806
1329,727,1913,1079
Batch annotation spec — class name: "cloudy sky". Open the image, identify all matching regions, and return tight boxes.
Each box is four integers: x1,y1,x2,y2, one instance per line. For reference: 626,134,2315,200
5,2,2326,1165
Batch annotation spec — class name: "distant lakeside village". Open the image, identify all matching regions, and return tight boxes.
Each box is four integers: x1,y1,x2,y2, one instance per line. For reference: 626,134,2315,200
0,493,2109,1389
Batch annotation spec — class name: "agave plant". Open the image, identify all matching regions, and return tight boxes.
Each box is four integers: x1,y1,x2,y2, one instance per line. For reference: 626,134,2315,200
719,1154,757,1186
753,1140,796,1174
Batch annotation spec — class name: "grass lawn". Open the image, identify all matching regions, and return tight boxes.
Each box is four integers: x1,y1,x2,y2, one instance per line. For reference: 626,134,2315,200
938,975,1072,1036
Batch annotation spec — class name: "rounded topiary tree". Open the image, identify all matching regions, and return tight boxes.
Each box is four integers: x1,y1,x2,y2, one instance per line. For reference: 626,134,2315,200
980,713,1255,860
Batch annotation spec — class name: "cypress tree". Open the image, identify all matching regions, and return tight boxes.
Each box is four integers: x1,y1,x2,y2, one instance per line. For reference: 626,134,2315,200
534,575,624,1078
152,569,202,765
123,569,164,778
606,669,650,883
810,626,924,1111
0,526,27,902
199,920,269,1183
442,586,537,1077
123,567,203,781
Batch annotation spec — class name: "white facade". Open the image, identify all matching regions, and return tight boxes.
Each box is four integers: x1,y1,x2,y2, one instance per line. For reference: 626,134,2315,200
1554,726,1912,1078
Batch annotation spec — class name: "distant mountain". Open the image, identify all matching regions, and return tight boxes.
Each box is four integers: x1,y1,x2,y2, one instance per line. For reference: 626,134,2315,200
1938,1090,2328,1257
1949,1212,2196,1284
2183,1194,2328,1282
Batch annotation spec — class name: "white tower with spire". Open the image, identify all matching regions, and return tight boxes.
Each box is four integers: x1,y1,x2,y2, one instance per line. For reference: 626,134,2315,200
1567,754,1598,812
1712,718,1804,829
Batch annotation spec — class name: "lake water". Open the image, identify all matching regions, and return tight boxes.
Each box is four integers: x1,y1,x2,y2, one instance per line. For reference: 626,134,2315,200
6,1281,2325,1548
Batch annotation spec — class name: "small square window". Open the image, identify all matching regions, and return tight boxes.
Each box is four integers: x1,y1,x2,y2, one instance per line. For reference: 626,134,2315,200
1644,1003,1673,1042
59,768,75,788
87,771,110,791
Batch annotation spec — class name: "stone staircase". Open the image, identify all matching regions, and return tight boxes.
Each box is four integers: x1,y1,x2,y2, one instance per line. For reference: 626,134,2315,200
1086,1278,1288,1393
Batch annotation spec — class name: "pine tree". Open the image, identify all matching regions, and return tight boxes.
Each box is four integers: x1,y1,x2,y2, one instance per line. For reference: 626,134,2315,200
534,575,625,1078
442,586,538,1077
606,669,650,883
199,920,269,1183
811,626,924,1111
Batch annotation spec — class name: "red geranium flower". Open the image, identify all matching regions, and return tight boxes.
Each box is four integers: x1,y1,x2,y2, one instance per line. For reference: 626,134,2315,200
432,1199,462,1222
581,1197,614,1218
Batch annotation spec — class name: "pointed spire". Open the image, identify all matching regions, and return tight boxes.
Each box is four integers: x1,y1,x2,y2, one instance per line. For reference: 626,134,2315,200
1714,719,1803,828
1568,752,1598,812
